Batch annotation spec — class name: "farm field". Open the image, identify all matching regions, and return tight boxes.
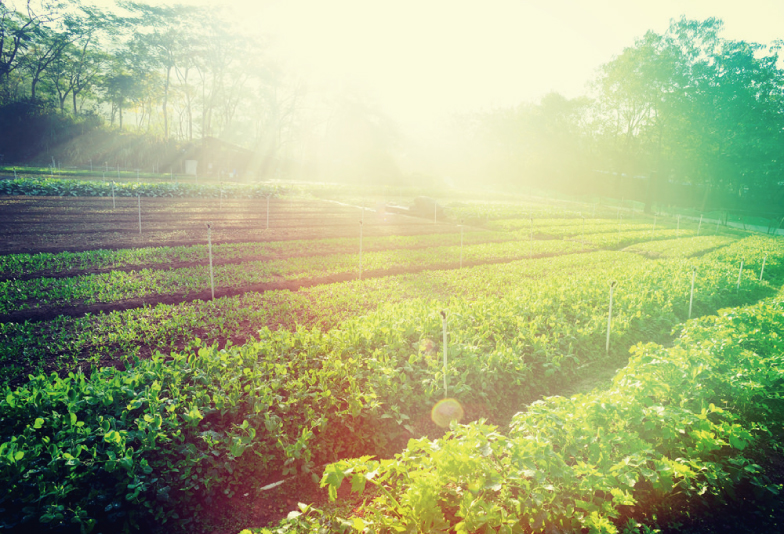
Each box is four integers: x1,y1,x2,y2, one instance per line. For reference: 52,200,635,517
1,186,782,534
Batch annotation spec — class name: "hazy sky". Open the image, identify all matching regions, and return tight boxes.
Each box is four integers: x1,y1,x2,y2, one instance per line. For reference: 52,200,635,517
34,0,784,135
245,0,784,134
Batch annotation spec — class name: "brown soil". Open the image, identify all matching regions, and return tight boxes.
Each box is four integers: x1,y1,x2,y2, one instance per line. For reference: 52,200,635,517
0,196,464,255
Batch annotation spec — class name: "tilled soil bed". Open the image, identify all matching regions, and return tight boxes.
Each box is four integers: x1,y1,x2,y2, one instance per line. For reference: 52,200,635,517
0,196,462,254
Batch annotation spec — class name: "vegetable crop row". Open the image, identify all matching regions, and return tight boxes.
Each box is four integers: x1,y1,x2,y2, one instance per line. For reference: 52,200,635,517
0,176,284,198
625,235,736,258
300,291,784,534
0,237,778,532
0,239,587,314
0,252,628,387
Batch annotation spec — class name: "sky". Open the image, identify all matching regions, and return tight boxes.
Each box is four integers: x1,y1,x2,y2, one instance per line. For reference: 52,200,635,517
239,0,784,135
22,0,784,137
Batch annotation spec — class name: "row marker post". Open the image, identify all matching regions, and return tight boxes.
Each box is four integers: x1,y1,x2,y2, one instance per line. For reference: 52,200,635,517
606,280,616,355
207,223,215,300
441,310,448,398
359,220,363,280
689,267,696,319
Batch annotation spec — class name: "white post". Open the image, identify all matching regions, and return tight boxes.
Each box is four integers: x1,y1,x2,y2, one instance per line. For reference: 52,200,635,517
760,254,767,281
441,310,448,398
13,168,17,179
737,260,744,291
689,267,696,319
137,195,142,234
606,281,616,354
112,182,115,209
266,195,270,230
434,202,437,224
460,223,464,268
207,223,215,300
529,215,533,258
698,214,703,235
359,220,363,280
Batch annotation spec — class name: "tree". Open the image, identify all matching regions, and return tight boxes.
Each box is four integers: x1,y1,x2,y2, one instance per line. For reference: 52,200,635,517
592,17,784,212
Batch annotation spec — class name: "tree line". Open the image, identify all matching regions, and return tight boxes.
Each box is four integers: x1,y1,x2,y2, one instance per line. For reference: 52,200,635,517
2,5,783,216
458,18,784,216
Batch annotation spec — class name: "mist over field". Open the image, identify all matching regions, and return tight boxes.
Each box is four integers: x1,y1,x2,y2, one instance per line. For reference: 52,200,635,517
1,0,783,219
2,2,784,534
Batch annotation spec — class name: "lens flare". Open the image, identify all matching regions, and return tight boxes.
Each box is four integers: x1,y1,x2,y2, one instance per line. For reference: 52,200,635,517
431,398,464,428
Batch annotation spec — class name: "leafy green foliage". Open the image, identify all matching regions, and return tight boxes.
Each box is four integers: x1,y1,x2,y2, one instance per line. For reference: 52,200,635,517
0,177,282,199
316,296,784,533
